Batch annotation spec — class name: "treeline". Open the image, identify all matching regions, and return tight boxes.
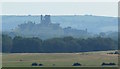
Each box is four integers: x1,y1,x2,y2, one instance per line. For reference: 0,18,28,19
2,34,118,53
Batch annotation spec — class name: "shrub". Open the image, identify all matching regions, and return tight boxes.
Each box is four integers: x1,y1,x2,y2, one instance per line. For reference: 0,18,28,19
72,63,81,66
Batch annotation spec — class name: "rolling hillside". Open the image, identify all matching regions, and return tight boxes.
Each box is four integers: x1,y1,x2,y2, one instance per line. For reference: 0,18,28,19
2,15,118,33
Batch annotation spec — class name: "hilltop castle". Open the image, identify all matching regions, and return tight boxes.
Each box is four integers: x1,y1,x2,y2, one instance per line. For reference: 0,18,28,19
41,15,51,24
14,15,88,39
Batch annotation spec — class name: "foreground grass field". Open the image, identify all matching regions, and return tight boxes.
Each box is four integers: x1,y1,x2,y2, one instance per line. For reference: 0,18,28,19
2,51,118,67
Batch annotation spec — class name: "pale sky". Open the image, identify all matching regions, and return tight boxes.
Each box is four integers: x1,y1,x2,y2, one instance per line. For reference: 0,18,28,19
1,2,118,17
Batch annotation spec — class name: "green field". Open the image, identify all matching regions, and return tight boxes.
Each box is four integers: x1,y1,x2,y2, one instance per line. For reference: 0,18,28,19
2,51,118,67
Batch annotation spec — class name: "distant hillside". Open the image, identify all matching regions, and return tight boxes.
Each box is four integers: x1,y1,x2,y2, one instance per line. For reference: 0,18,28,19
2,15,118,33
7,15,90,39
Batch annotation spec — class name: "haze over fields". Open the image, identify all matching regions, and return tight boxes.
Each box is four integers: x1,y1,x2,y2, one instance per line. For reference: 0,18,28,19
2,15,118,33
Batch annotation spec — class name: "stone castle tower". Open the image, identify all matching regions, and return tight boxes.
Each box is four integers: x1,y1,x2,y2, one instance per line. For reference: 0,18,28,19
41,15,51,24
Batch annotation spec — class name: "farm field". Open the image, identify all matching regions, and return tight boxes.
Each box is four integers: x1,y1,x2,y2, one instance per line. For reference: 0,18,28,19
0,53,2,68
2,51,118,67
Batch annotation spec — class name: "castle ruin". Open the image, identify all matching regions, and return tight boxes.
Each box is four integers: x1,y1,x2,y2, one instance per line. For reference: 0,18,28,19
14,15,88,39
